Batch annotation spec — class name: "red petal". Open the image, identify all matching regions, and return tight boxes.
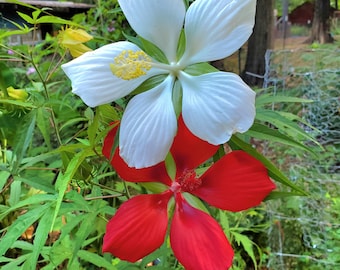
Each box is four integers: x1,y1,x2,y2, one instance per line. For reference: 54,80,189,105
102,192,172,262
171,116,219,174
193,151,276,211
170,195,234,270
103,123,172,186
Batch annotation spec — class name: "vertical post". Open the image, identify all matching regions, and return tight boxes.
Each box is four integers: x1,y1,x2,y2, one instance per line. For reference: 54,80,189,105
282,0,289,49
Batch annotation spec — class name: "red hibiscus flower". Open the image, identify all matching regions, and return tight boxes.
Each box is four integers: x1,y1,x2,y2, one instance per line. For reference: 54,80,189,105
102,117,275,270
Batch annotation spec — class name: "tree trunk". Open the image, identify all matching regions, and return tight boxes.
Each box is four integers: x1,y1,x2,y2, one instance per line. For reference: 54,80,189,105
241,0,274,87
309,0,334,43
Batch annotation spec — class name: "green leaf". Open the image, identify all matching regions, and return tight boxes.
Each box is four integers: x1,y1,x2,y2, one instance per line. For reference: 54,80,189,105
48,235,75,268
165,152,176,180
12,110,37,173
172,80,183,117
0,99,36,108
16,175,55,194
59,118,87,133
0,26,33,39
140,37,168,64
0,63,15,91
218,210,231,239
140,182,168,194
130,74,167,96
11,240,34,250
246,123,314,154
279,111,320,132
265,191,308,200
88,108,100,146
184,62,218,76
68,212,99,267
176,29,186,59
229,135,308,195
0,253,31,270
8,179,21,207
77,250,116,270
55,212,87,243
182,193,209,214
36,107,52,149
0,171,11,191
17,11,82,27
0,193,57,221
97,104,120,125
32,9,42,21
63,190,91,212
19,152,59,172
51,148,94,231
256,109,321,147
256,94,313,107
231,231,258,270
122,32,143,48
17,12,34,24
0,202,53,256
27,207,55,270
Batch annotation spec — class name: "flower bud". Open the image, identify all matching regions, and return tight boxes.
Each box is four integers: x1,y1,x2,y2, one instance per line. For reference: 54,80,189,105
5,86,29,101
58,27,93,58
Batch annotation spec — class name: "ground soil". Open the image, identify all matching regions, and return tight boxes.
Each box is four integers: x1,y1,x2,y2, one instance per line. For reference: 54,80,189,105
274,36,310,49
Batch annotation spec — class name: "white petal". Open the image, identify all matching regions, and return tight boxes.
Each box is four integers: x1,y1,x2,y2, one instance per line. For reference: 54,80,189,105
62,41,164,107
179,71,255,145
180,0,256,66
119,75,177,168
118,0,185,62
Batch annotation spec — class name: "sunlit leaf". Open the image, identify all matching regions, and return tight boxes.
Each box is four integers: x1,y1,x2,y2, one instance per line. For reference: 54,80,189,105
246,123,315,154
231,231,258,270
0,202,53,256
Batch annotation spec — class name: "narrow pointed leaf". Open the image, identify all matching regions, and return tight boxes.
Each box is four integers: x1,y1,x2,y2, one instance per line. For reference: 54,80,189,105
28,207,55,269
256,94,313,107
77,250,116,270
0,202,53,256
246,123,315,155
12,110,37,173
256,109,320,146
52,148,95,231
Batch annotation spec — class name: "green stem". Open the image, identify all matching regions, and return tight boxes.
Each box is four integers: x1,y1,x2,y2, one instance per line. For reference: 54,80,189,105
123,181,131,199
29,52,63,146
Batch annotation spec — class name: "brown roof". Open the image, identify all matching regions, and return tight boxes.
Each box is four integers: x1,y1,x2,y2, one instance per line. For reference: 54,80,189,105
0,0,94,9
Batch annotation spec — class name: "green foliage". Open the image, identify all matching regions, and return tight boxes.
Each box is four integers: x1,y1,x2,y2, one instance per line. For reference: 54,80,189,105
261,45,340,269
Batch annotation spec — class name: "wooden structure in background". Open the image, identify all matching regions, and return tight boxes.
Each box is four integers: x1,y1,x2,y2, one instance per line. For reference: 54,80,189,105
0,0,93,45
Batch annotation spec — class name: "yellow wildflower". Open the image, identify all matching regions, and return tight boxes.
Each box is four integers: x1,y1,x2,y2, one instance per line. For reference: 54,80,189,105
58,27,93,58
1,87,28,101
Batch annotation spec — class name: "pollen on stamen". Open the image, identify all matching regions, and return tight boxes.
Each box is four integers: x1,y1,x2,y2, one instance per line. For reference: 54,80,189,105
110,50,152,80
177,170,202,192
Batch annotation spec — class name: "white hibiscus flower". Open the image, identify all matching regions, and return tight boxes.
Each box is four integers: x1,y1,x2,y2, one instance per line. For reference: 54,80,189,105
62,0,257,168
